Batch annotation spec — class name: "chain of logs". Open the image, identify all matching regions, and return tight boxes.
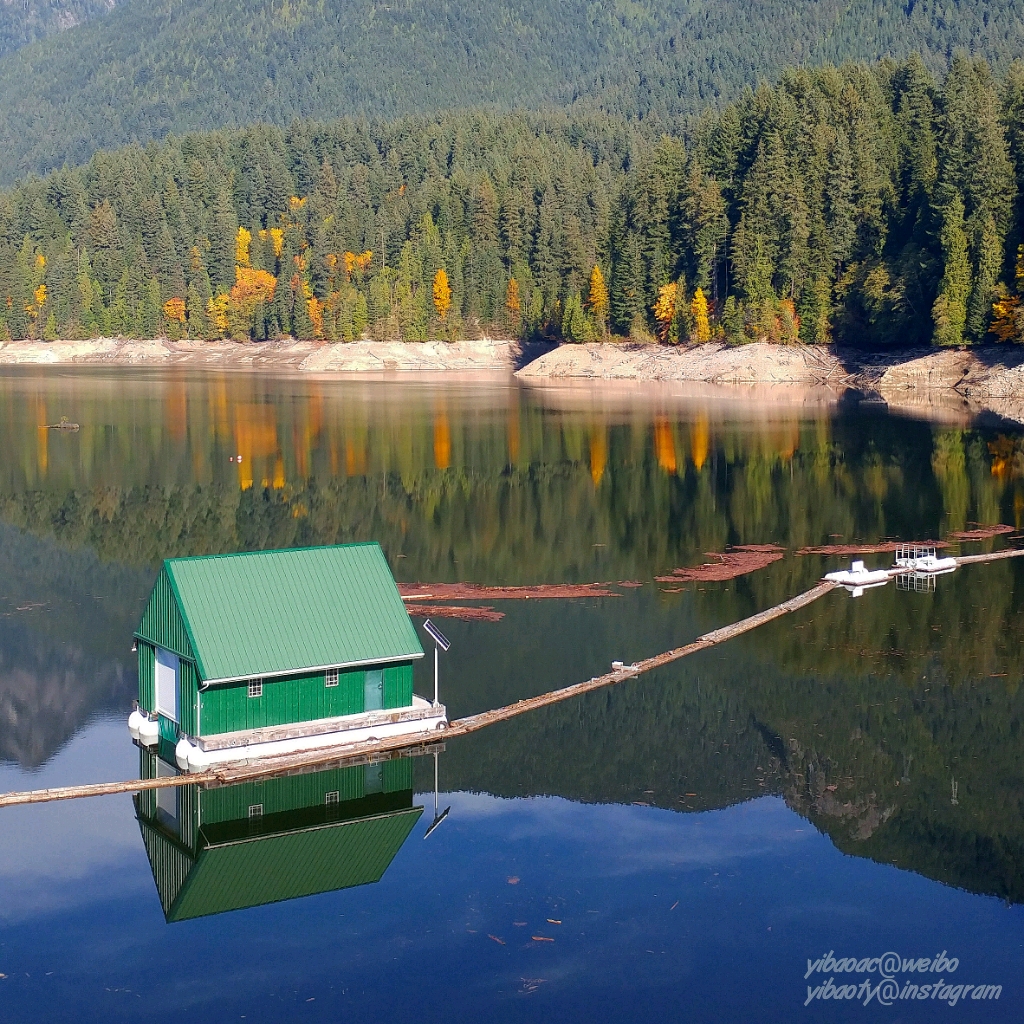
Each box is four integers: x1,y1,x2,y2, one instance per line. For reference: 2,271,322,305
2,548,1022,809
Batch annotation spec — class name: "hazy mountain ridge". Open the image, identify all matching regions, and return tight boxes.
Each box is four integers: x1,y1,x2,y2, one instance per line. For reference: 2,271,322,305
0,0,1023,182
0,0,117,58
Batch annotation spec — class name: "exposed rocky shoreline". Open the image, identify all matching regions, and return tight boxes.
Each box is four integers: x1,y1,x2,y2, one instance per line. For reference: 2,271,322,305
516,342,1024,425
3,337,1024,424
0,337,529,372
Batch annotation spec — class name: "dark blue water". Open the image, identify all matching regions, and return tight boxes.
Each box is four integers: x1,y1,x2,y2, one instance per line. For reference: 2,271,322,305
1,369,1023,1021
1,718,1020,1022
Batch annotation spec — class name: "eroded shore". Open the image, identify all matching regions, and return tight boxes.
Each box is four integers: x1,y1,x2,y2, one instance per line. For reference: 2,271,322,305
3,337,1024,424
0,337,528,373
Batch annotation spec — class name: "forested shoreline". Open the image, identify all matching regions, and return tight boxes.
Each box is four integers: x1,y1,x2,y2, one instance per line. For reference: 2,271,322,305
3,54,1024,349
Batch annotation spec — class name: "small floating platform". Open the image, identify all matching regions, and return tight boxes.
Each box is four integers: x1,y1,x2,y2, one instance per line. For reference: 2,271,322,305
824,559,890,596
893,544,957,575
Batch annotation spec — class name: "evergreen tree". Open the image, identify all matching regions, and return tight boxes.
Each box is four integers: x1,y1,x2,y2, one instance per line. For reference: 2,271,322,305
932,194,971,347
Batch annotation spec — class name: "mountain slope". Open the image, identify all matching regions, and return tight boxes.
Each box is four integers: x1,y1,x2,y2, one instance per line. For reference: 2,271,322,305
0,0,1023,183
0,0,119,58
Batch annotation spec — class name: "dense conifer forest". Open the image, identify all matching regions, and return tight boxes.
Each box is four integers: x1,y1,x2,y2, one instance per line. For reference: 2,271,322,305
1,0,1024,184
3,55,1024,348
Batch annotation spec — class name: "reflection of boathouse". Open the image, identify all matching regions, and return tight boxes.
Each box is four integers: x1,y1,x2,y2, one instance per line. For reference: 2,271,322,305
130,544,445,769
135,751,423,921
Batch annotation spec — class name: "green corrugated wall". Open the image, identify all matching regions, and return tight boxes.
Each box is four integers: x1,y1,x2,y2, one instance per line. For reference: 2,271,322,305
138,642,155,712
199,759,413,825
383,663,413,708
138,568,197,664
198,662,414,736
179,660,199,736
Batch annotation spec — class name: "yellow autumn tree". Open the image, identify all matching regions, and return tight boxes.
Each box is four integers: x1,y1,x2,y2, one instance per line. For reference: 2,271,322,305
236,227,251,266
163,296,186,340
506,276,521,326
587,265,609,333
163,297,186,323
433,268,452,320
652,282,678,343
691,287,711,342
343,250,373,280
991,245,1024,342
259,227,285,260
206,294,230,336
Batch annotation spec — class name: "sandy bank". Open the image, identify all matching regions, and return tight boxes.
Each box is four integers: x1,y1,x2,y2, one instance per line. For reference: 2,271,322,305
517,342,1024,425
0,337,527,372
516,341,841,384
5,336,1024,425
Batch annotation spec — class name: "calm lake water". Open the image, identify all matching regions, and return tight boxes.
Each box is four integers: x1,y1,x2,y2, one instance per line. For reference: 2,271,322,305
1,367,1023,1021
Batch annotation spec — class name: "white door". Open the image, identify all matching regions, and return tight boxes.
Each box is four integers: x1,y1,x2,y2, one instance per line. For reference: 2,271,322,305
155,647,180,723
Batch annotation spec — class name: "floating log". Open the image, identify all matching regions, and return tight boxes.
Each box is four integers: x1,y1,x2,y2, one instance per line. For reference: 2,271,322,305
2,547,1021,809
405,604,505,622
948,525,1016,541
399,582,620,601
655,545,784,584
797,540,948,556
42,417,80,431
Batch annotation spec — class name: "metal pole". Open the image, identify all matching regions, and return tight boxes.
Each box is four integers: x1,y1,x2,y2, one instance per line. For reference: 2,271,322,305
434,645,439,706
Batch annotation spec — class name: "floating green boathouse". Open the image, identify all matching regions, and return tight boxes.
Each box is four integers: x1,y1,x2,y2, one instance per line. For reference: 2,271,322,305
130,544,445,770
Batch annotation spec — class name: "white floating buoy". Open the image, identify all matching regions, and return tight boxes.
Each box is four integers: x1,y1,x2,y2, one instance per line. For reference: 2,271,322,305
138,716,159,746
127,709,145,741
824,559,890,590
175,738,194,771
186,744,213,772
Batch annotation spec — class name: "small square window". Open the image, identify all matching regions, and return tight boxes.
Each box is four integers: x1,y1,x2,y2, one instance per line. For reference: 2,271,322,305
325,668,339,688
325,790,339,805
248,679,263,699
248,803,263,818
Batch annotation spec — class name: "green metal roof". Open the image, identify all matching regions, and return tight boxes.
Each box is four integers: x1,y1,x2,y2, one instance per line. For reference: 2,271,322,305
141,806,423,921
162,544,423,683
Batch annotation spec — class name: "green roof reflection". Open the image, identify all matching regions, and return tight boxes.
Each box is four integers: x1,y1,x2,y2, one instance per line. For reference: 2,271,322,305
140,807,422,922
135,751,422,922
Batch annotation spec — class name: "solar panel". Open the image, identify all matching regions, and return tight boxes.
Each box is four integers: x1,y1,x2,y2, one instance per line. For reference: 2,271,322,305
422,619,451,652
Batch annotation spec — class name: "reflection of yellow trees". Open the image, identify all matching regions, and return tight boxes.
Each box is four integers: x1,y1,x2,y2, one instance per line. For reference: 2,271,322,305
690,414,709,471
589,428,607,486
433,411,451,470
166,380,187,441
345,439,367,477
507,412,521,465
232,403,279,490
35,398,47,478
653,418,677,474
6,375,1024,579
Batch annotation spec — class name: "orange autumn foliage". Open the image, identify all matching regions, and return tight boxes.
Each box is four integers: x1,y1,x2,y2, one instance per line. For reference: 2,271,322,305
433,268,452,319
163,297,186,323
343,250,373,280
652,282,678,342
231,267,277,306
307,295,324,339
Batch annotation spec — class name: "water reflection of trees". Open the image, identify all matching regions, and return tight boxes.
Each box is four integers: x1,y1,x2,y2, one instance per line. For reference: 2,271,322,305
2,373,1024,897
1,375,1022,583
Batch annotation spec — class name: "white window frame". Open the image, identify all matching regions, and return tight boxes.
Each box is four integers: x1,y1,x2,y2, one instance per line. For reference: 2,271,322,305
325,790,339,806
325,668,339,688
155,647,180,723
248,678,263,699
248,803,263,818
